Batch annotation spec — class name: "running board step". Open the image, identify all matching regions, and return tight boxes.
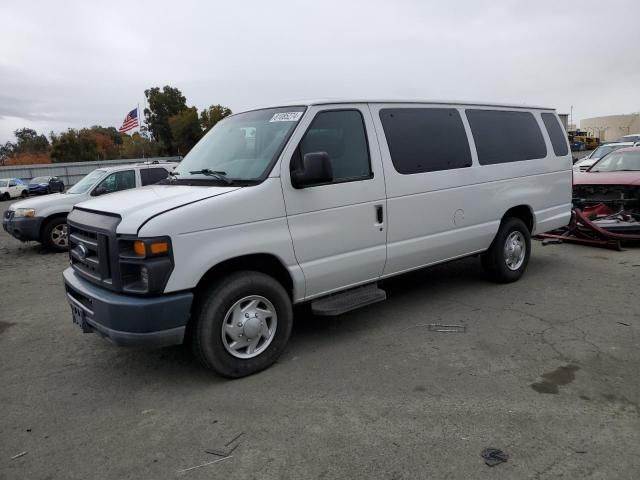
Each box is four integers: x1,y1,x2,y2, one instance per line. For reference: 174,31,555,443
311,284,387,316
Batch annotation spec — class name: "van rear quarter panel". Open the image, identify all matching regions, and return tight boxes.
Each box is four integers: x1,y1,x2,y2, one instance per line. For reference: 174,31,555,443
138,178,304,299
370,103,572,276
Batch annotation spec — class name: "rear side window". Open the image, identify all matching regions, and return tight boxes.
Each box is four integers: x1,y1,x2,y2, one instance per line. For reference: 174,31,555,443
541,113,569,156
379,108,472,174
140,167,170,186
466,110,547,165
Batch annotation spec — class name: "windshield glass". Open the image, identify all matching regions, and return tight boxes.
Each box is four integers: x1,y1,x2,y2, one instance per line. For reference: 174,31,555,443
0,180,7,187
589,144,622,159
590,150,640,172
31,176,49,183
173,106,306,182
67,169,106,194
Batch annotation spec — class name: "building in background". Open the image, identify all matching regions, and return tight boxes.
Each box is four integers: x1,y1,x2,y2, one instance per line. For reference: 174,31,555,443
558,113,569,132
580,113,640,142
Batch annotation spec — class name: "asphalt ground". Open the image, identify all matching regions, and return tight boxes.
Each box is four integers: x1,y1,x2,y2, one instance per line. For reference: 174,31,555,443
1,215,639,480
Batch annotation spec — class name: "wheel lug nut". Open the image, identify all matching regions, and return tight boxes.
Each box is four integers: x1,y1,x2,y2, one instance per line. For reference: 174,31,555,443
237,322,242,327
245,313,249,318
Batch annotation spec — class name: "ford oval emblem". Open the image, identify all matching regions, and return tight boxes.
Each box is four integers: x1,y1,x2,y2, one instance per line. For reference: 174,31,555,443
77,244,88,260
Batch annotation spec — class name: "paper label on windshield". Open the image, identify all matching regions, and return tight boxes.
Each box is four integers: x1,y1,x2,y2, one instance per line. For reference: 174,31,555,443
270,112,303,122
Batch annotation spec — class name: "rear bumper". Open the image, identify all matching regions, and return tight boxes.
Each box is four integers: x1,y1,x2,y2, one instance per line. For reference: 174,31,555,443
63,267,193,348
2,214,43,241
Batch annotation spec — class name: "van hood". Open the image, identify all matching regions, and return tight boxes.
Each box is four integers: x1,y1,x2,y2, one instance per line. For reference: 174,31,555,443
75,184,240,233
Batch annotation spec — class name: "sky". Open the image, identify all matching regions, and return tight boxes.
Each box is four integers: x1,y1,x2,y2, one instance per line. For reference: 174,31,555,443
1,0,639,143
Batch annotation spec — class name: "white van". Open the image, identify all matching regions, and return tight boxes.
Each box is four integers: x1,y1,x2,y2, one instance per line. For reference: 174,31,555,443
3,162,177,251
62,100,572,377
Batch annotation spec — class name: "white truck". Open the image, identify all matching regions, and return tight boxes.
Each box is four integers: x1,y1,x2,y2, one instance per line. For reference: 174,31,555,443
62,100,572,377
0,178,29,200
3,162,177,251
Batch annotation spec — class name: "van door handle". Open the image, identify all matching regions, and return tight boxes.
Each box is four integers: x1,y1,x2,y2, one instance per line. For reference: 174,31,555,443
375,205,384,224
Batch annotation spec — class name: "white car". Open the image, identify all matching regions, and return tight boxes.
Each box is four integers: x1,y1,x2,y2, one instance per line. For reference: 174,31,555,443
573,142,636,172
0,178,29,200
3,162,177,251
62,99,572,377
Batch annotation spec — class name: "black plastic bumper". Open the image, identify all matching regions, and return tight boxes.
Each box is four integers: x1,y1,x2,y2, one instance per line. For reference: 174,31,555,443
2,214,43,241
63,267,193,348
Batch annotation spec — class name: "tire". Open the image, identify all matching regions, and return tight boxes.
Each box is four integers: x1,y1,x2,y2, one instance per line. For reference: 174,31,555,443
481,217,531,283
1,193,9,201
41,217,68,252
20,190,28,198
191,271,293,378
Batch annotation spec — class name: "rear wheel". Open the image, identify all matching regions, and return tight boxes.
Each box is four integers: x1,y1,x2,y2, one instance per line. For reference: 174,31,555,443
42,217,68,252
481,217,531,283
191,271,293,378
20,190,28,198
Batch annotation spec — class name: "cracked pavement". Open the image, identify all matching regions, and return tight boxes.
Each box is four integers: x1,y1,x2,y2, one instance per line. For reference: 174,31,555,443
0,226,639,479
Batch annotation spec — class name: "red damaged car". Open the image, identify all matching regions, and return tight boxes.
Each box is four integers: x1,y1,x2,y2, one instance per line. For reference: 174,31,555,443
572,146,640,233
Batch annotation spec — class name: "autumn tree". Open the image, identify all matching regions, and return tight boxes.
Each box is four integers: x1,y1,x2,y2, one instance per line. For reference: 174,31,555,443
168,107,202,155
0,128,50,165
200,104,232,133
144,86,187,154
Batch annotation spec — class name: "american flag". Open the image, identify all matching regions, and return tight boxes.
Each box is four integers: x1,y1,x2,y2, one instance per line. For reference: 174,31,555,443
118,108,139,133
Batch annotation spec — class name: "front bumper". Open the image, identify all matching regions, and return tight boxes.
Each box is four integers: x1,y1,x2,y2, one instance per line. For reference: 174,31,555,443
2,214,43,241
63,267,193,348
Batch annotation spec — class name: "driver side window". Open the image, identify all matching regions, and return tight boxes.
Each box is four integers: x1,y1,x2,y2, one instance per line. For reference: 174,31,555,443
291,110,372,184
95,170,136,195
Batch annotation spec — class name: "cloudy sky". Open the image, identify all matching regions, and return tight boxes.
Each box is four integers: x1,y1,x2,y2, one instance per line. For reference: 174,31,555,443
1,0,638,143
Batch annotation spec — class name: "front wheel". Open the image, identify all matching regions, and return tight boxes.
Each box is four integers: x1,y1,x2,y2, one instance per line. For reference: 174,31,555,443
1,193,9,201
481,217,531,283
191,271,293,378
42,217,68,252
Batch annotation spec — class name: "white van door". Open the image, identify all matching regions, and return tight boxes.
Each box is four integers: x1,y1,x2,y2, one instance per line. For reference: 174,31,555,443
280,105,387,299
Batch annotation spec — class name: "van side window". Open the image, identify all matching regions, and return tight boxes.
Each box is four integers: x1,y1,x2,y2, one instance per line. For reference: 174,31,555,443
140,167,170,186
293,110,371,183
541,113,569,156
466,110,547,165
379,108,472,174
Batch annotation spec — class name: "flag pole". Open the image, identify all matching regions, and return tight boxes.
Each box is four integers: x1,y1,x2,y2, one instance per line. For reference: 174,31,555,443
138,102,145,160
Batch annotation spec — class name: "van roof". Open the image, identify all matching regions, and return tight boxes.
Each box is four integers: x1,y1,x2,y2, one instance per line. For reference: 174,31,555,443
247,98,555,112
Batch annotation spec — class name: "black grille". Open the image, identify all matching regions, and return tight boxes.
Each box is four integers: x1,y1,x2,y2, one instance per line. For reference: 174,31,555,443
4,210,13,220
67,208,121,291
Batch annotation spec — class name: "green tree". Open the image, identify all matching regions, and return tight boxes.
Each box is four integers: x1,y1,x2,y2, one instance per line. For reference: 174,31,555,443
13,128,50,154
168,107,202,155
120,132,163,159
200,104,232,133
144,86,187,154
50,129,98,163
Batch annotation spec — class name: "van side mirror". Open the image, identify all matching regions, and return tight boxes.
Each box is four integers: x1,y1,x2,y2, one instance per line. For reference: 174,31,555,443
92,186,107,196
291,152,333,188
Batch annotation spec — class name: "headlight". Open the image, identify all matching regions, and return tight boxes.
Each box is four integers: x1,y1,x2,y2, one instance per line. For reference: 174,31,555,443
14,208,36,218
118,236,173,295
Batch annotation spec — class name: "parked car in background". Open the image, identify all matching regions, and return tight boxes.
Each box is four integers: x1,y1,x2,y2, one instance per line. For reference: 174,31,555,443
573,146,640,213
61,99,572,377
573,142,634,172
3,161,177,251
28,176,65,195
0,178,29,200
619,134,640,144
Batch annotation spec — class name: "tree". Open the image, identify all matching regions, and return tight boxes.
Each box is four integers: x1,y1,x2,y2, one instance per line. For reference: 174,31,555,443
168,107,202,155
120,132,163,159
50,129,98,163
200,104,232,133
13,128,50,154
144,86,187,154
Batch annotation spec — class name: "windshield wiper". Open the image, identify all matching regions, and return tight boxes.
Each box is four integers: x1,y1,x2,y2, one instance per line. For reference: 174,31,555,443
188,169,233,185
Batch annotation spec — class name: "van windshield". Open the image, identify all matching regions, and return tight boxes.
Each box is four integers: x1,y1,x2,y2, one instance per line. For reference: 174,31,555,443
173,106,306,183
67,169,106,194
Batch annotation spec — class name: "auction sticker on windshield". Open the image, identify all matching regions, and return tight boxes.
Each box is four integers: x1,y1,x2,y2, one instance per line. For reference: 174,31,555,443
270,112,303,122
